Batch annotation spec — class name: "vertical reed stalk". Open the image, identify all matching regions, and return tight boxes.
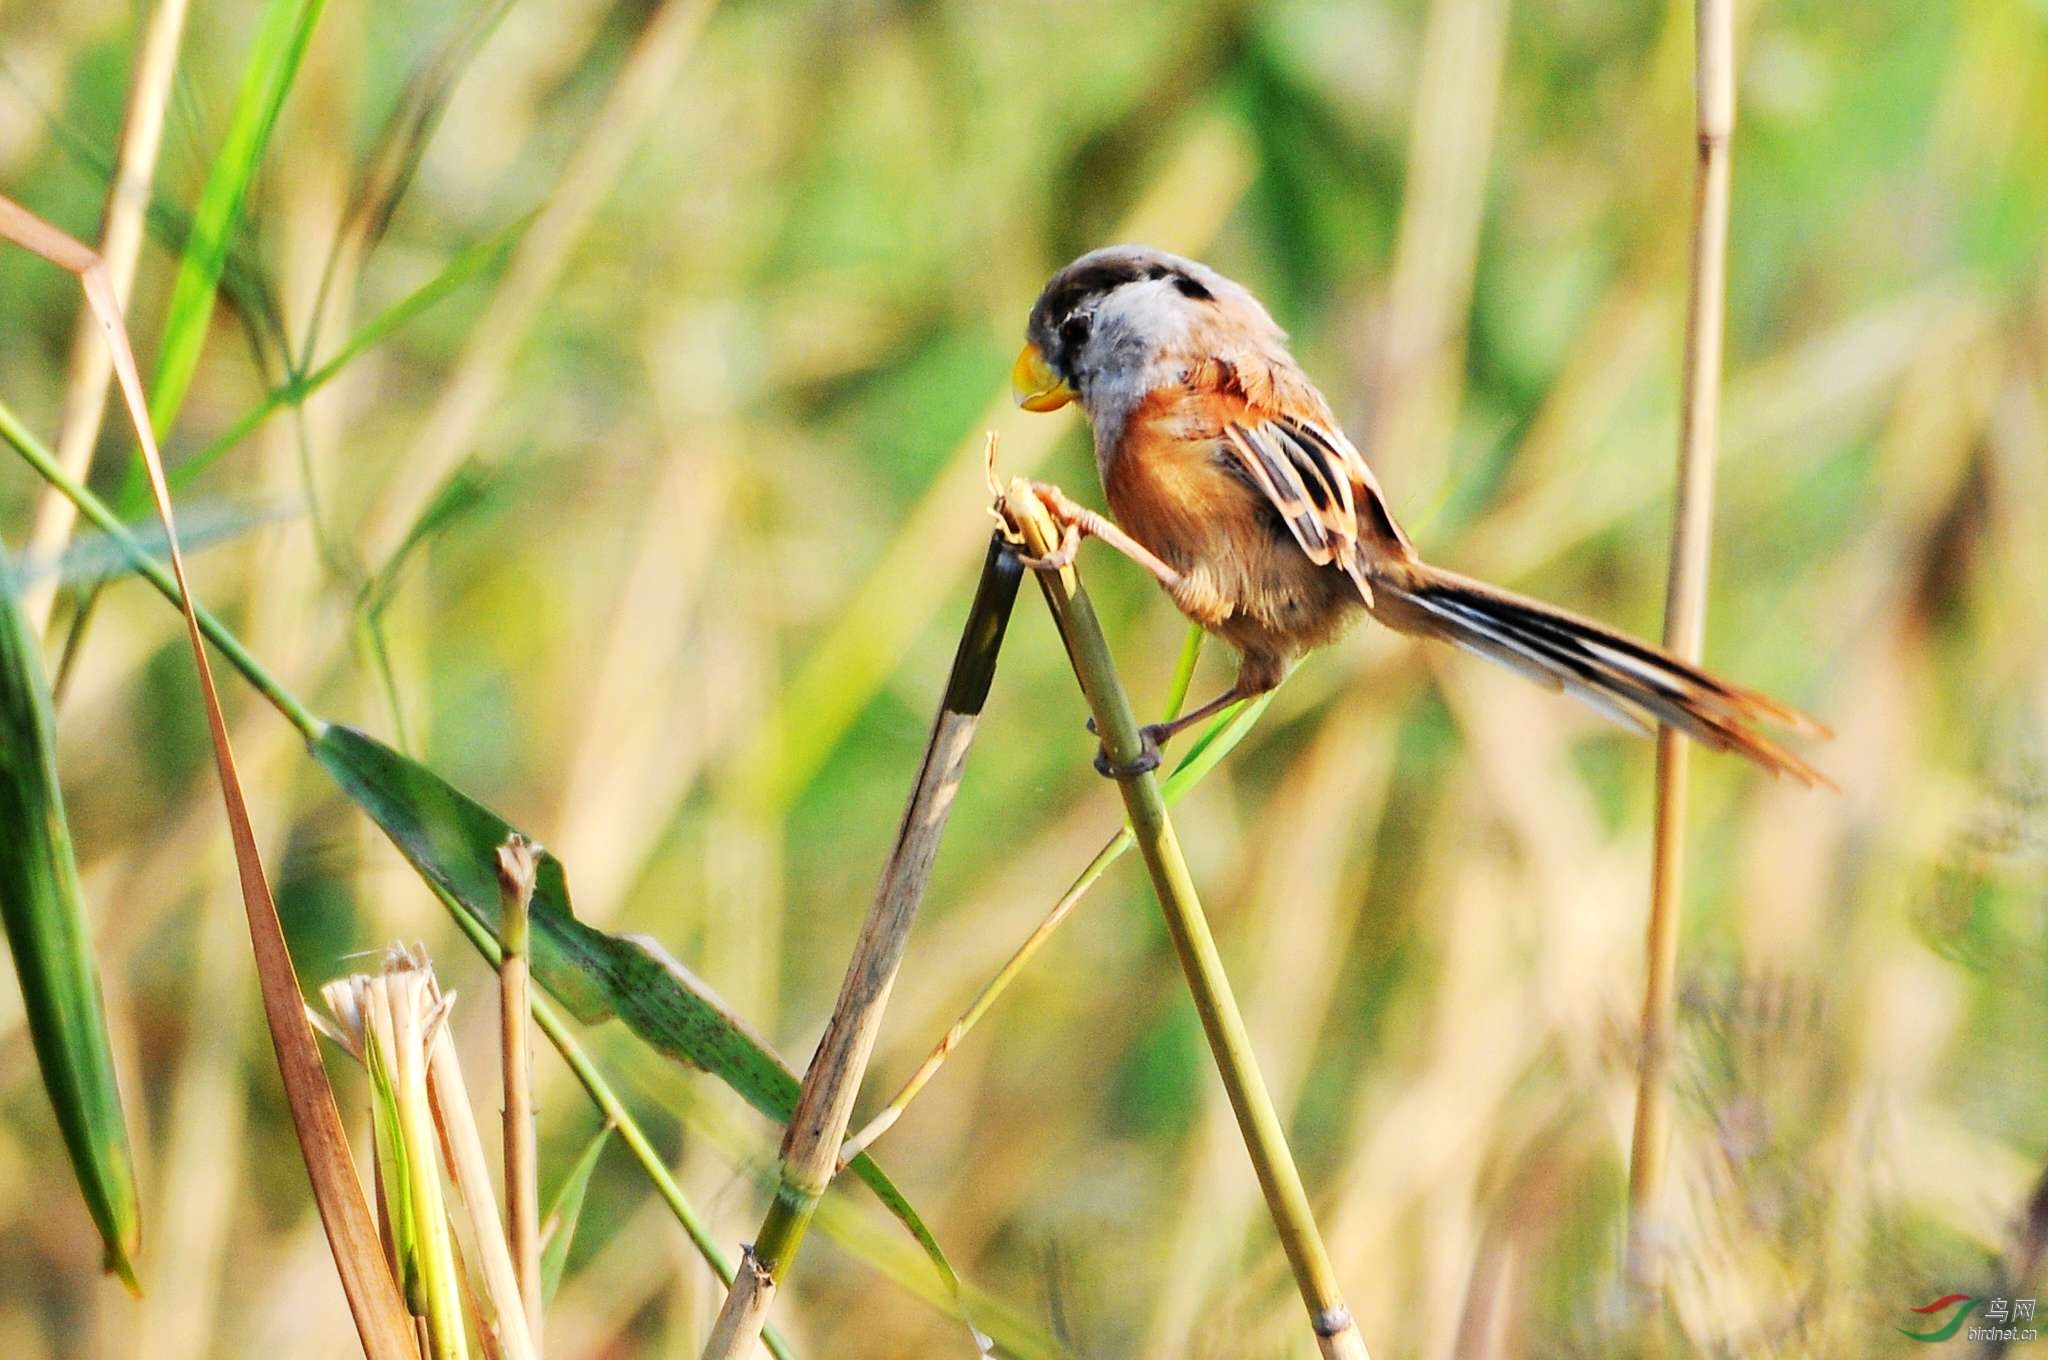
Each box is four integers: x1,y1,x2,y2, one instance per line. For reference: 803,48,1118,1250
998,483,1369,1360
497,837,543,1351
1626,0,1737,1309
700,535,1023,1359
839,627,1205,1164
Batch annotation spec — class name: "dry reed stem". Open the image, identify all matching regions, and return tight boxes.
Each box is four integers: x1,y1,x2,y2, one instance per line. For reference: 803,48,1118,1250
1627,0,1737,1308
496,838,543,1351
699,533,1023,1359
999,482,1368,1360
18,0,193,634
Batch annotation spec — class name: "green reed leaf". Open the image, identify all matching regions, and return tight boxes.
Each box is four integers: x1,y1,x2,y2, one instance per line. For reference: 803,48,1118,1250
0,553,139,1289
146,0,328,437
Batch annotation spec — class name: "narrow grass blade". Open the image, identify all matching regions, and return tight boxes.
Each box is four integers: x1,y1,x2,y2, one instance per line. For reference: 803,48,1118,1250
0,553,140,1288
538,1121,614,1305
309,724,976,1305
146,0,329,435
170,213,534,495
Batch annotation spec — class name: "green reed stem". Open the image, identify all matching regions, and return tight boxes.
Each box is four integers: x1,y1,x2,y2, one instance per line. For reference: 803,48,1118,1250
1000,483,1370,1360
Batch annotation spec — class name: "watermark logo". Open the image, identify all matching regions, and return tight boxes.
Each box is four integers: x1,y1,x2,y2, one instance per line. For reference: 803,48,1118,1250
1897,1294,2038,1344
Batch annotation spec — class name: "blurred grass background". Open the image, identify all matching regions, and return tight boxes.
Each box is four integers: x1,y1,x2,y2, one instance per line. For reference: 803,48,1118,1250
1,0,2045,1355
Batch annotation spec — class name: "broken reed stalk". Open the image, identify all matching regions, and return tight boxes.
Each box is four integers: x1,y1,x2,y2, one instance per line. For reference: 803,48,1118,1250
1627,0,1736,1307
347,960,469,1359
998,482,1369,1360
840,626,1203,1163
700,534,1024,1360
497,837,543,1351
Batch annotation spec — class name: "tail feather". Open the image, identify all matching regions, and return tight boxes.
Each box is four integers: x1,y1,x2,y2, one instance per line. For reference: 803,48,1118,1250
1375,563,1832,788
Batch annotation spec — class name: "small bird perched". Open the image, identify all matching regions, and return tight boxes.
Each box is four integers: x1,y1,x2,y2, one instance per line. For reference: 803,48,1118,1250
1011,244,1829,784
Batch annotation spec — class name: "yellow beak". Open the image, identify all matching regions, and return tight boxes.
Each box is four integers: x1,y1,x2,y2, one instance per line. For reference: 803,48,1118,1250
1011,343,1076,412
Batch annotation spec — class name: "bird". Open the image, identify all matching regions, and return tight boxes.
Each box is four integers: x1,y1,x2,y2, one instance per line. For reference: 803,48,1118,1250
1009,244,1830,785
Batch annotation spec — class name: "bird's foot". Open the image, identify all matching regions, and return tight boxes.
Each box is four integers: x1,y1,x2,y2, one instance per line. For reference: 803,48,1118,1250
1087,717,1167,779
1014,520,1079,573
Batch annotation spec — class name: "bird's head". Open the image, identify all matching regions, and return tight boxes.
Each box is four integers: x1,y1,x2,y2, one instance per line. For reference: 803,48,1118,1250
1012,245,1275,417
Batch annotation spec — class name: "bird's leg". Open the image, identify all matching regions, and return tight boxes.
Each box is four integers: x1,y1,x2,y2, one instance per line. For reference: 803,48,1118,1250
1016,480,1184,589
1091,685,1239,779
1146,684,1250,745
1090,679,1264,779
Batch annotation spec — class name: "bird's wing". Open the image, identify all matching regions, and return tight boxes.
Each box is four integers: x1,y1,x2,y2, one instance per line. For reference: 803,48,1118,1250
1188,354,1416,579
1216,417,1354,565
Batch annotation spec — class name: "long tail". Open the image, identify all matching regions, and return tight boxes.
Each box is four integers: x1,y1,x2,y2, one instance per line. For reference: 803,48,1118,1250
1372,561,1832,787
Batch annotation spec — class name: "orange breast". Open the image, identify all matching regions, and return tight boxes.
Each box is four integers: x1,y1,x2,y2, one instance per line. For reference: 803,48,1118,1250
1101,384,1361,657
1101,386,1261,573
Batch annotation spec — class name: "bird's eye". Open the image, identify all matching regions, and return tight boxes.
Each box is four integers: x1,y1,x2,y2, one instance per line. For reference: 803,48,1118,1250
1059,311,1092,349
